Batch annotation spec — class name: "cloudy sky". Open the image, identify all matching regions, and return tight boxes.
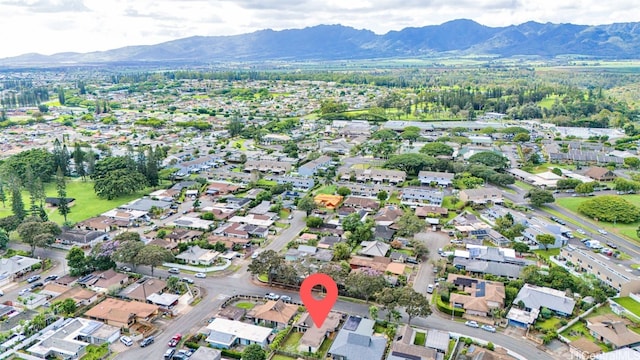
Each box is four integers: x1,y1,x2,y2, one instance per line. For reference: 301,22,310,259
0,0,637,58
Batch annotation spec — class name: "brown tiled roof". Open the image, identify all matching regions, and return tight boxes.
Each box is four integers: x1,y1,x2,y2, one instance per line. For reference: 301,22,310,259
247,300,298,325
85,298,158,323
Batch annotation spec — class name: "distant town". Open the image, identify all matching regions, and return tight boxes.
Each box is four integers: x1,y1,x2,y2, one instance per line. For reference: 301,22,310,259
0,64,639,360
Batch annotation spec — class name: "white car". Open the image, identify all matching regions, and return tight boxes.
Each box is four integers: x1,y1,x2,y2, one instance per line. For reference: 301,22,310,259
195,273,206,278
465,320,479,328
120,336,133,347
576,229,586,235
598,229,608,235
18,288,30,296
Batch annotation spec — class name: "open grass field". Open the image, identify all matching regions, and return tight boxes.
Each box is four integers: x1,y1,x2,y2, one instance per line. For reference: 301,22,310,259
556,194,640,241
316,185,337,195
0,178,154,225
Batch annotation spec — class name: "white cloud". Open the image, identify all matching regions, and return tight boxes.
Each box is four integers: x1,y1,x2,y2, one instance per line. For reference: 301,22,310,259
0,0,637,58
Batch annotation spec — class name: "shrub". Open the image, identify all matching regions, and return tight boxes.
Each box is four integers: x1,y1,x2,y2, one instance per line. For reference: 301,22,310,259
184,342,200,349
221,349,242,359
577,196,640,223
487,342,494,351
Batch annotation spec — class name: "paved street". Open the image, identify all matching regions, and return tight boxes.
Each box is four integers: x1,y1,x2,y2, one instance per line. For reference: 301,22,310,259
412,231,449,295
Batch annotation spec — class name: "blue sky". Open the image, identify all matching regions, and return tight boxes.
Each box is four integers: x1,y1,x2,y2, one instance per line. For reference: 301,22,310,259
0,0,636,58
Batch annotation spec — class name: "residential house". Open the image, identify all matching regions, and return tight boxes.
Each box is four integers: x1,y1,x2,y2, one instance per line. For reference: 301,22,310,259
176,245,219,266
119,278,167,302
247,300,298,329
359,241,391,258
27,318,120,360
400,188,444,206
513,284,576,317
52,287,100,307
374,225,395,242
298,155,333,177
349,256,391,273
84,298,159,330
425,329,449,354
414,206,448,218
165,229,203,243
374,206,405,226
561,246,640,296
244,160,292,174
459,188,503,205
452,246,530,279
206,182,240,196
169,216,215,231
56,229,107,246
594,348,640,360
387,325,437,360
418,171,454,187
75,216,119,232
447,274,506,317
344,169,406,185
204,318,271,349
0,255,42,285
318,236,345,249
314,194,343,209
522,221,568,249
119,198,172,212
275,176,315,191
295,311,342,353
190,347,222,360
77,270,128,294
584,166,617,182
569,338,603,360
587,314,640,349
328,316,387,360
342,196,380,212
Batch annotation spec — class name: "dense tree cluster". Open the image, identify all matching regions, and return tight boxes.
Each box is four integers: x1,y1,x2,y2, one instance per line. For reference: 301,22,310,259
578,196,640,223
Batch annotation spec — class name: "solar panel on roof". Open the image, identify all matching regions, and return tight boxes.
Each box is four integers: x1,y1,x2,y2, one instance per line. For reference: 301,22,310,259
343,316,362,331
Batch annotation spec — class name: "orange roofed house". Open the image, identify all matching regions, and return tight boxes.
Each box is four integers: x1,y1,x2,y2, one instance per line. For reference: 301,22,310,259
314,194,343,210
84,298,159,330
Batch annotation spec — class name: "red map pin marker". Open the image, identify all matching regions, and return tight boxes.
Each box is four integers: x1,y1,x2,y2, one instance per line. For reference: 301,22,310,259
300,273,338,328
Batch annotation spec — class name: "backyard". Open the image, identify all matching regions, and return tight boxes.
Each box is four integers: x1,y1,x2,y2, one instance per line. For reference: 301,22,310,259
613,297,640,318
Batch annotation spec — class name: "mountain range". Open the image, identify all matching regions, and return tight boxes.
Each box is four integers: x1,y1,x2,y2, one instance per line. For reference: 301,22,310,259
4,19,640,66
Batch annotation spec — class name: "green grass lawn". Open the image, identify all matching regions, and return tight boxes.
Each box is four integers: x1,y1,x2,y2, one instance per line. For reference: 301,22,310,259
533,248,560,262
514,180,535,191
282,332,303,352
317,336,334,355
231,138,247,150
257,179,277,187
316,185,337,195
556,195,640,241
0,178,154,225
413,331,426,346
272,356,298,360
613,297,640,318
537,317,561,331
235,302,255,310
560,321,596,342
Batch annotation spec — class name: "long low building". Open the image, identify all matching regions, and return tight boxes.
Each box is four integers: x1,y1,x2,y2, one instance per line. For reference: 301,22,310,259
561,245,640,296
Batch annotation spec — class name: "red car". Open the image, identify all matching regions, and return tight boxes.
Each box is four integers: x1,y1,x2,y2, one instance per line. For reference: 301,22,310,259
167,334,182,347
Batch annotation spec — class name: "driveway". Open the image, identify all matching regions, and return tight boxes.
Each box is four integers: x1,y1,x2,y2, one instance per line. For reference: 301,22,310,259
412,231,450,295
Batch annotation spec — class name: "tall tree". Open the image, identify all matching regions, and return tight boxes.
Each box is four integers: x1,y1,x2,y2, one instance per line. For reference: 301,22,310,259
52,138,70,176
112,239,145,269
297,196,317,216
0,228,9,250
24,166,39,217
242,344,266,360
73,144,86,179
398,287,432,324
536,234,557,250
55,167,71,223
85,149,96,175
145,146,159,187
10,182,25,220
66,246,91,276
135,245,173,275
0,181,6,207
525,189,555,207
16,217,61,256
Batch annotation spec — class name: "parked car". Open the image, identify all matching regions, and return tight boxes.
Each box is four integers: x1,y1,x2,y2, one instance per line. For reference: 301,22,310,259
576,229,586,235
164,348,176,359
0,290,4,296
606,242,618,249
178,349,193,357
194,273,206,278
120,336,133,347
181,277,194,284
280,295,292,301
265,293,280,300
27,275,41,283
44,275,59,282
481,325,496,333
465,321,479,328
168,268,180,274
120,266,132,272
598,229,608,235
140,336,154,347
168,338,179,347
30,282,43,289
18,288,30,296
427,284,434,294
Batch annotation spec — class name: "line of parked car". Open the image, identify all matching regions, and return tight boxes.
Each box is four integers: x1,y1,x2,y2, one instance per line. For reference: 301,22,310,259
464,321,496,333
